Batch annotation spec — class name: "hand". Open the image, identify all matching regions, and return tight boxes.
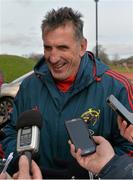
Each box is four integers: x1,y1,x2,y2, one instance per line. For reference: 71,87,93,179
117,116,133,143
0,173,7,179
13,155,42,179
69,136,115,174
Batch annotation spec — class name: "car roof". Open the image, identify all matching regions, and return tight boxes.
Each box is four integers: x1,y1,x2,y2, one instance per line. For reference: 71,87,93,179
11,70,34,84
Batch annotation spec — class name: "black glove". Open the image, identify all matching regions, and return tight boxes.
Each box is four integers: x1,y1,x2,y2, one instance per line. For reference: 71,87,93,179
41,157,89,179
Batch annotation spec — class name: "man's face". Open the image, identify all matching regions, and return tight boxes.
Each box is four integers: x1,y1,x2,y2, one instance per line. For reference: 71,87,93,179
43,24,87,81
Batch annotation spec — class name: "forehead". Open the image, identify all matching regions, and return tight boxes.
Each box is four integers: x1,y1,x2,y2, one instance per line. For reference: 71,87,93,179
43,23,77,42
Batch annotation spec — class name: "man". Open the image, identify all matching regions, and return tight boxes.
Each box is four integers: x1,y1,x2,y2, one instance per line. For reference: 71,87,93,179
69,136,133,179
2,7,133,178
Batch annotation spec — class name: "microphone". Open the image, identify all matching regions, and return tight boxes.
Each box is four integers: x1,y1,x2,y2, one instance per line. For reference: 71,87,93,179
16,110,43,171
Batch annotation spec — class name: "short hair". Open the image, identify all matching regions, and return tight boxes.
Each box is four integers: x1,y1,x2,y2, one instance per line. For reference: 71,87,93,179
41,7,84,40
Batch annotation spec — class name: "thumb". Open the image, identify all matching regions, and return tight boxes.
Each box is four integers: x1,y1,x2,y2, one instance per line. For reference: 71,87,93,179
92,136,107,145
31,160,42,179
18,155,30,178
0,173,7,179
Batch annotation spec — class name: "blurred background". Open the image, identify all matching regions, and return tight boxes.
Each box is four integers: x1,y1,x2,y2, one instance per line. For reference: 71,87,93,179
0,0,133,82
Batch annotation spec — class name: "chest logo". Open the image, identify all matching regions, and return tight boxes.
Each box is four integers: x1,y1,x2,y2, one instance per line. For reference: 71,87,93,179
81,108,100,126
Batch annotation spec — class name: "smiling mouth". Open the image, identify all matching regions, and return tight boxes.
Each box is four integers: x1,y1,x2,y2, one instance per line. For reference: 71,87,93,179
52,62,67,70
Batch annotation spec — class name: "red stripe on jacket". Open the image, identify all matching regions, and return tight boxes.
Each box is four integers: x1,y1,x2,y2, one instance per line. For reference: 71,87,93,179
105,70,133,111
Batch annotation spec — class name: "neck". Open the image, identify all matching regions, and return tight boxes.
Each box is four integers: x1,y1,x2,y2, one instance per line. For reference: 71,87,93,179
55,75,76,92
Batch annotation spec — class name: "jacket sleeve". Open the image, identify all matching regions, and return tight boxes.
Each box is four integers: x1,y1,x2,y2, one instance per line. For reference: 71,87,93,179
98,154,133,179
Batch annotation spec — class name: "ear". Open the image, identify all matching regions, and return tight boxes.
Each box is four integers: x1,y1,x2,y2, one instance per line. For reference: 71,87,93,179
79,38,87,57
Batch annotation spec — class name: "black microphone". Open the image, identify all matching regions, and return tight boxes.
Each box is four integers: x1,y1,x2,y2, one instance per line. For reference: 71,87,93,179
16,110,43,171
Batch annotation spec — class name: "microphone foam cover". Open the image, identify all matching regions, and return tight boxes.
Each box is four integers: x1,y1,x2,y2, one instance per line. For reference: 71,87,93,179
16,110,43,130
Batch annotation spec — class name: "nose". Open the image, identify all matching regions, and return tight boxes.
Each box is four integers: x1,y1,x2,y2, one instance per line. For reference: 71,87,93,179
49,48,59,64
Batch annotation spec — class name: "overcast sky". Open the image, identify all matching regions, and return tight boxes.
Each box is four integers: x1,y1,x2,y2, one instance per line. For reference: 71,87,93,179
0,0,133,59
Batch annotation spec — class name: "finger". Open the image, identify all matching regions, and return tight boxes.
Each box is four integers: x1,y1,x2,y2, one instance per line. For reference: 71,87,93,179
126,124,133,135
128,136,133,143
18,155,31,178
68,140,72,145
120,120,127,136
75,148,83,162
68,140,74,155
124,125,133,143
69,143,76,158
92,136,106,145
31,160,42,179
117,117,127,135
0,173,7,179
122,120,128,127
75,149,92,170
19,155,30,172
117,116,122,129
12,172,18,179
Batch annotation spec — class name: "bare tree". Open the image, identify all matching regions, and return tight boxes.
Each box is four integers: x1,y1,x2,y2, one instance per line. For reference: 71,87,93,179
93,45,110,65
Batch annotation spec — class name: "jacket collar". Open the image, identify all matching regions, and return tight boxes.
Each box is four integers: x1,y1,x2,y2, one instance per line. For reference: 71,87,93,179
34,51,110,90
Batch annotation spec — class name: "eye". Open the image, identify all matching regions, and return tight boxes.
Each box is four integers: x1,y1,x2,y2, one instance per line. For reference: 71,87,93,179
58,45,69,50
44,45,52,51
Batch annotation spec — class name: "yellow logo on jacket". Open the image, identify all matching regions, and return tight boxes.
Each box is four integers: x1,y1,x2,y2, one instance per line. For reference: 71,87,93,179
81,108,100,126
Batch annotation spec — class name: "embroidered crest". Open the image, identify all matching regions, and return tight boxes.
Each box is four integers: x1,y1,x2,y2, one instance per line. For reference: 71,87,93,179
81,108,100,126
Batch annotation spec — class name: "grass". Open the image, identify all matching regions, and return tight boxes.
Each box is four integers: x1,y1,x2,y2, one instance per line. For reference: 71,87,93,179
109,65,133,73
0,54,132,82
0,55,36,82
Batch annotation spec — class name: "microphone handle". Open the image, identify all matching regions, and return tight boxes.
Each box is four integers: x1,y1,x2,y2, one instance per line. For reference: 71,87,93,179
23,151,32,174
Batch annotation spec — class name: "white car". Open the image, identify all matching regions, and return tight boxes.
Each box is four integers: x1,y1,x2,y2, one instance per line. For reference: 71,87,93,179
0,71,33,125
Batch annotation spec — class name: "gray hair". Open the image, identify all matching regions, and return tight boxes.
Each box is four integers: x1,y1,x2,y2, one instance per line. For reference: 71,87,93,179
41,7,84,40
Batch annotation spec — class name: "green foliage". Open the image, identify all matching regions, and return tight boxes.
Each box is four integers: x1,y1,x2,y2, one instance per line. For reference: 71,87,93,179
0,55,36,82
110,65,133,73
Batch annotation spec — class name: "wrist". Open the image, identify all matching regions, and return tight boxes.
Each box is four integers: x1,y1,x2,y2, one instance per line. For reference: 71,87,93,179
98,154,117,177
93,153,115,175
